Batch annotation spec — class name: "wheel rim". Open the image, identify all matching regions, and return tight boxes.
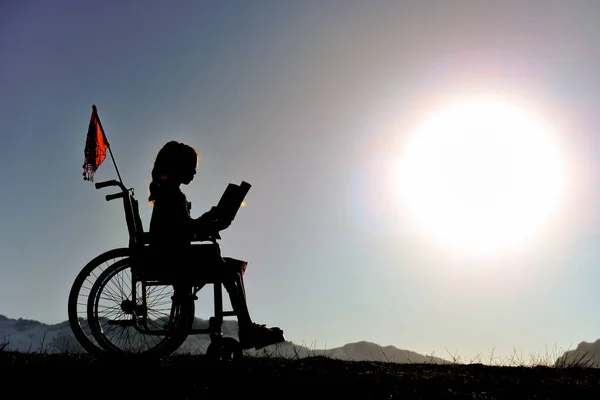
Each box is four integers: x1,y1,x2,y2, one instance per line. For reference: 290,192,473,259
68,248,131,356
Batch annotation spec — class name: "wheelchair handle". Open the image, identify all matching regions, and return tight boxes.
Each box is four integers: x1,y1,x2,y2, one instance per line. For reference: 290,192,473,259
95,179,120,189
105,192,125,202
94,180,129,202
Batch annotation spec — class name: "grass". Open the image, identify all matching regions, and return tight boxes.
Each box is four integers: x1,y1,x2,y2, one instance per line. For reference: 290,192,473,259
440,344,600,369
2,342,600,399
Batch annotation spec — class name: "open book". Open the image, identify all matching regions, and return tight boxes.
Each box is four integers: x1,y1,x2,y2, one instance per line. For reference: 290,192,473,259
215,181,251,225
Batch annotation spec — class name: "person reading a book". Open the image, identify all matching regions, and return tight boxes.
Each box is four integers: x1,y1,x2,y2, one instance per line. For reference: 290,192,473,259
147,140,284,350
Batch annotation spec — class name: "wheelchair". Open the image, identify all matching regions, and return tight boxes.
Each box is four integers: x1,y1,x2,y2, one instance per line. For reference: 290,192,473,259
68,179,249,360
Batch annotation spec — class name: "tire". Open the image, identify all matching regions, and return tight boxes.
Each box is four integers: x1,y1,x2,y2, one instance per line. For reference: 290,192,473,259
87,257,193,356
68,248,132,356
206,337,243,362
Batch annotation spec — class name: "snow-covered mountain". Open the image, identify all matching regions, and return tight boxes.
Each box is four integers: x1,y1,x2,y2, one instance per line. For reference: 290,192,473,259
0,314,447,364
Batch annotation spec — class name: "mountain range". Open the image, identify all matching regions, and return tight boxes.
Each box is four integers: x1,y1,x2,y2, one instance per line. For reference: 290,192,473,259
0,314,447,364
4,314,599,367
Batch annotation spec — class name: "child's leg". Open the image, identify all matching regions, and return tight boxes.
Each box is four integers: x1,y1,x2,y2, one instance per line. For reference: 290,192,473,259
223,273,252,328
221,258,284,349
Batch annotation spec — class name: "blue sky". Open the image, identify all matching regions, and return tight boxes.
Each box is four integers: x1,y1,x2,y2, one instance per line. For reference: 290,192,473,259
2,0,600,362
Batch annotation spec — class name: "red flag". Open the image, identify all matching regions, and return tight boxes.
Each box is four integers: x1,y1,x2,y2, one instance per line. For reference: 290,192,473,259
82,105,109,181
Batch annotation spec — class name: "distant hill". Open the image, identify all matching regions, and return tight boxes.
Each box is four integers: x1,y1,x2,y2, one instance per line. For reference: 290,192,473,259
0,314,447,364
553,338,600,368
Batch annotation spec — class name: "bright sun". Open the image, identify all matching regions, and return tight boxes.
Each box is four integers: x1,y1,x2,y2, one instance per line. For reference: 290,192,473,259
395,98,567,256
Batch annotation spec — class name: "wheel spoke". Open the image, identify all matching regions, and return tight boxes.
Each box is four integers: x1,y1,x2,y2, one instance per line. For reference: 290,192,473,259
68,250,130,356
87,258,190,355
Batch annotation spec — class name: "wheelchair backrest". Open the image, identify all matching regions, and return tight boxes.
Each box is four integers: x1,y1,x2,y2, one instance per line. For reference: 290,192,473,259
121,191,147,248
93,180,149,249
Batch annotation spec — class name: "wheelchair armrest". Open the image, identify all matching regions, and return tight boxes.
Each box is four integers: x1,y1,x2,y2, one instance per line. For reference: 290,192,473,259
191,232,220,242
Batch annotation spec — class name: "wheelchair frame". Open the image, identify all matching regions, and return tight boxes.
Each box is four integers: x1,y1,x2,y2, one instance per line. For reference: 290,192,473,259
68,179,244,360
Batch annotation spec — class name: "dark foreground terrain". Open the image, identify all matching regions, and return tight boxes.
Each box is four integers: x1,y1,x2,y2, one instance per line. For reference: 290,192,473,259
2,351,599,399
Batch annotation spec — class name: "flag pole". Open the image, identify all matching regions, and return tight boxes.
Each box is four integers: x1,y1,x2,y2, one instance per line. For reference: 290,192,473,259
92,105,124,185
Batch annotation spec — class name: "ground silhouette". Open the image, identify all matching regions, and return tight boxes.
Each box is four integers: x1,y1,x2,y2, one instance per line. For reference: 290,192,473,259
2,350,600,399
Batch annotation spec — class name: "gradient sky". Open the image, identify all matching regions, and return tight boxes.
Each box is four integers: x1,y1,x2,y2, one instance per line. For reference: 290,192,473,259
2,0,600,363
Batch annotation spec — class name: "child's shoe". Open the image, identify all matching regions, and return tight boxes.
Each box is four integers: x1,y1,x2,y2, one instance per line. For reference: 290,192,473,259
239,322,285,350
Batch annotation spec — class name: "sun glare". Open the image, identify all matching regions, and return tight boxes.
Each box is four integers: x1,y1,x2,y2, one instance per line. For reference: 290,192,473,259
395,98,567,256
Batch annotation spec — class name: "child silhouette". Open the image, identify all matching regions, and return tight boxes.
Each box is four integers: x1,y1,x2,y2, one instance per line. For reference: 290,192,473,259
148,140,284,350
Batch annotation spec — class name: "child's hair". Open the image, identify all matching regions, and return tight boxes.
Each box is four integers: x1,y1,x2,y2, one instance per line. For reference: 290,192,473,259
148,140,198,203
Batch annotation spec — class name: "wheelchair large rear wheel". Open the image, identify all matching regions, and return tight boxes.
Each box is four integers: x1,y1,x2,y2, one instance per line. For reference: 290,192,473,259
87,258,193,356
68,248,131,356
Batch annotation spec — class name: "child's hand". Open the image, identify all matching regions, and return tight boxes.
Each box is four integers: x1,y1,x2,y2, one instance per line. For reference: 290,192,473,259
200,206,219,220
199,207,230,231
217,218,231,231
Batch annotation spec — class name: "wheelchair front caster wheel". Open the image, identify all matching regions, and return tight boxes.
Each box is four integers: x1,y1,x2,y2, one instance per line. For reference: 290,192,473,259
206,337,243,362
